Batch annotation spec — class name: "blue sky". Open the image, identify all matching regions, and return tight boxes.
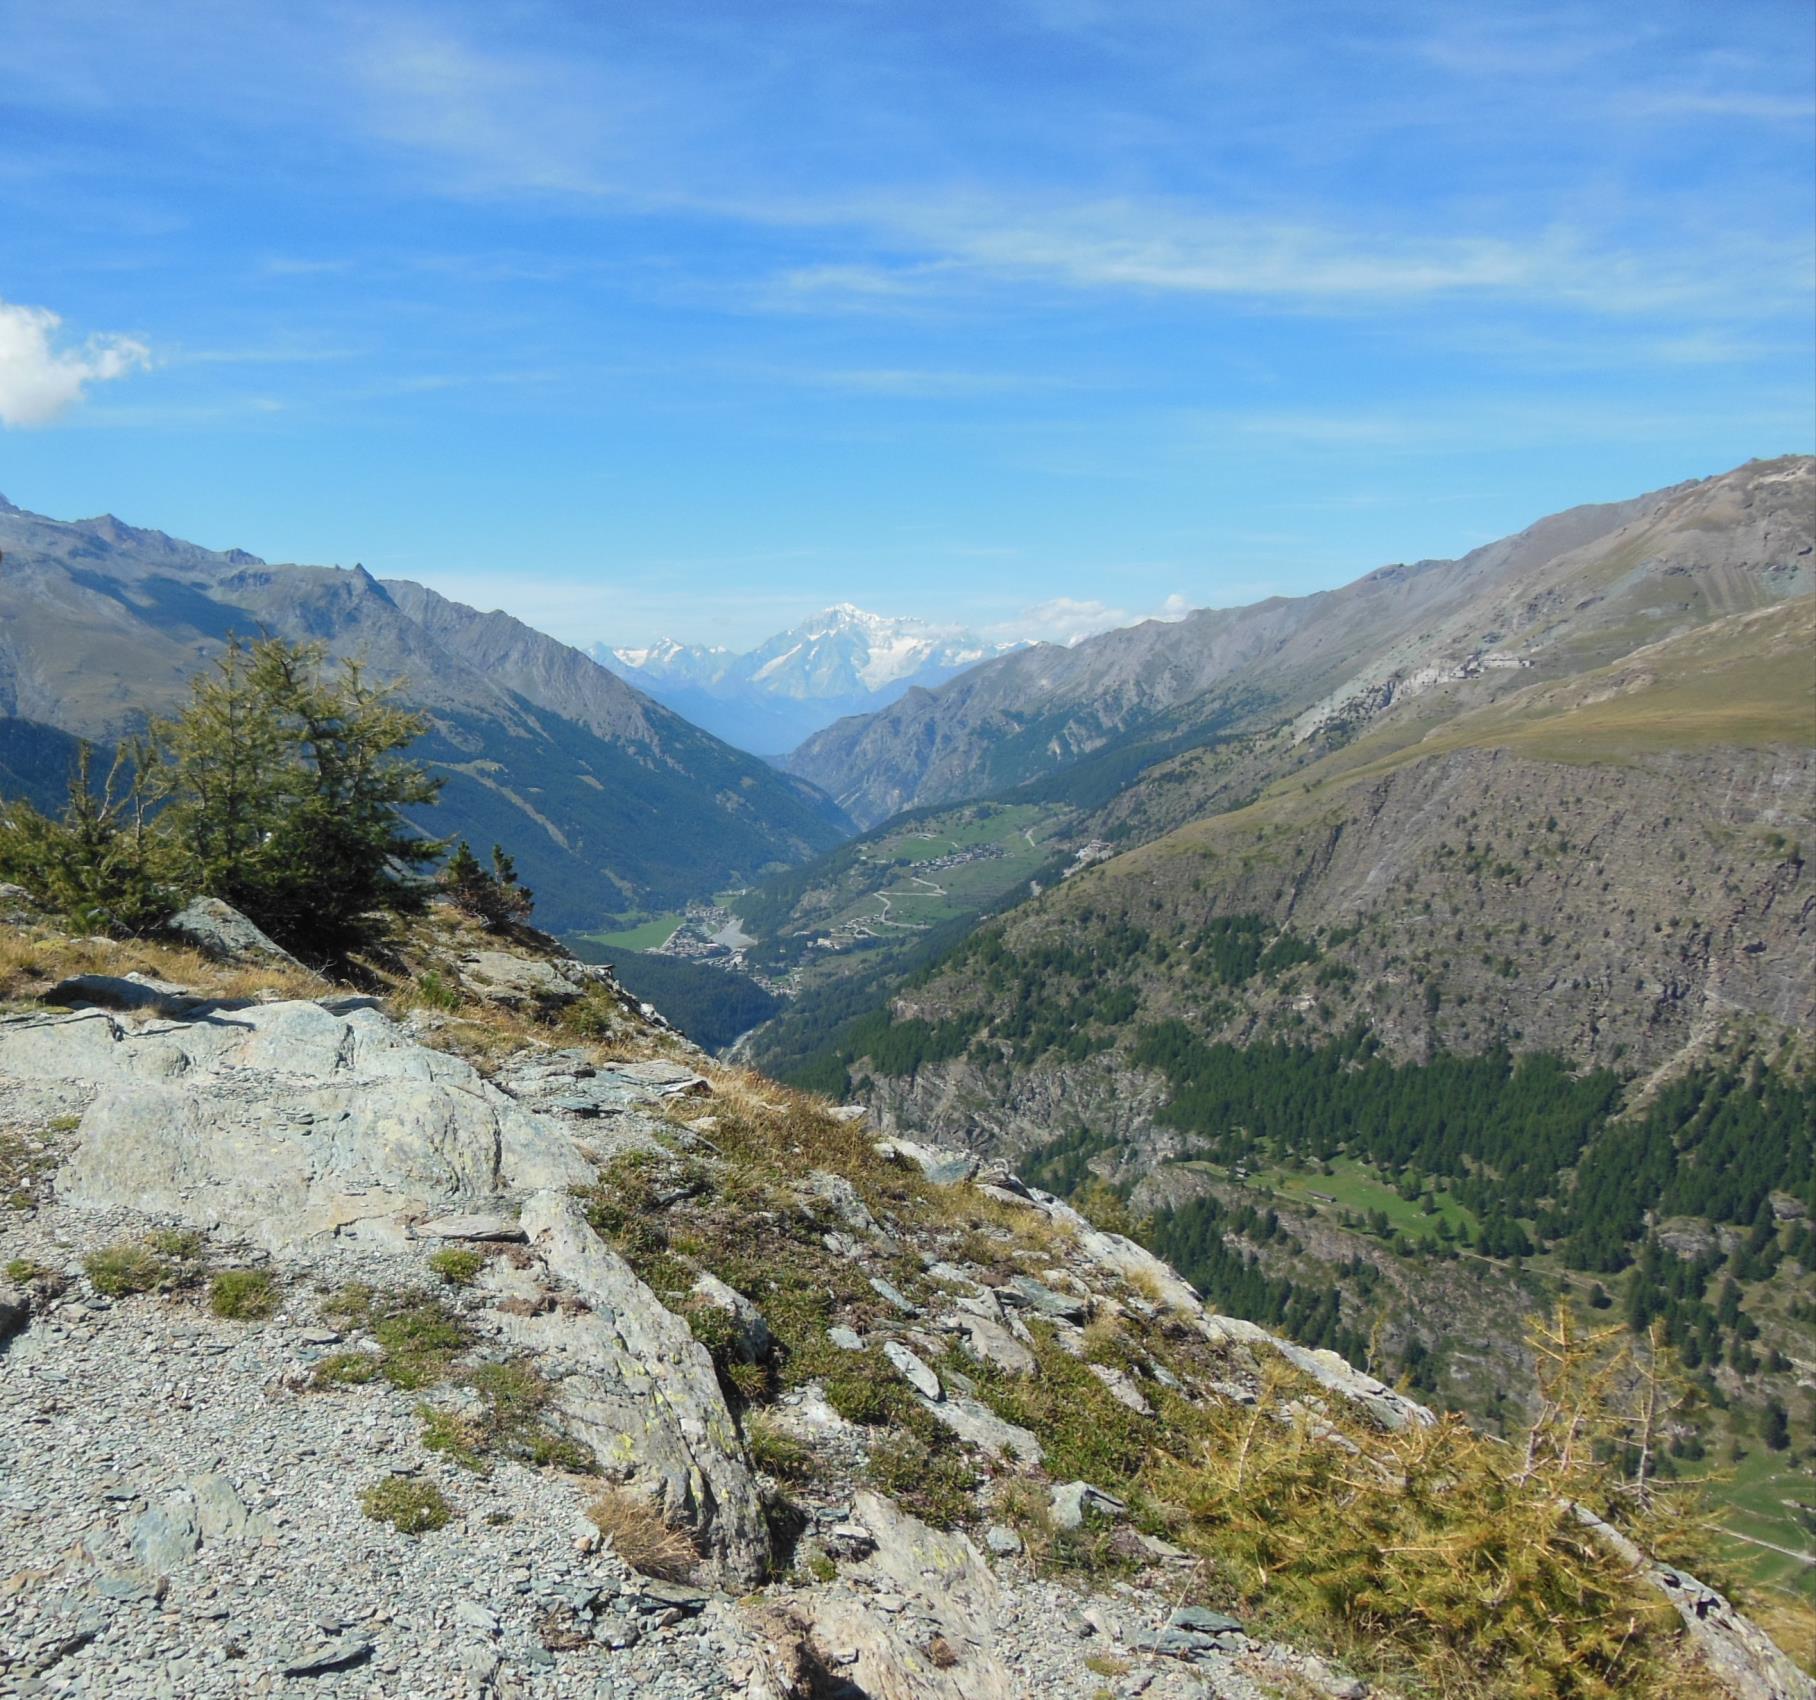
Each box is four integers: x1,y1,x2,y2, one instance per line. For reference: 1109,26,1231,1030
2,0,1811,649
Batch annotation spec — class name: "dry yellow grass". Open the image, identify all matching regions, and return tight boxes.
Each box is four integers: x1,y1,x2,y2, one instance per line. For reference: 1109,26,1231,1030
0,925,324,1007
585,1487,699,1582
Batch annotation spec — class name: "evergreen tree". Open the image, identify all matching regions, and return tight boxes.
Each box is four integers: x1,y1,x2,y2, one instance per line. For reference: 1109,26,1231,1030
441,840,535,929
0,636,442,961
152,637,442,958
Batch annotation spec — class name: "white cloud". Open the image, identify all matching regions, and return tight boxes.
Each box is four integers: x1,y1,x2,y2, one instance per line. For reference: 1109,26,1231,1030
0,300,151,427
998,591,1193,646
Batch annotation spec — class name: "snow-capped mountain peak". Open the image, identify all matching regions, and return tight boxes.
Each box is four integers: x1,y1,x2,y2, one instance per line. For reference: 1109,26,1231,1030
592,605,1026,756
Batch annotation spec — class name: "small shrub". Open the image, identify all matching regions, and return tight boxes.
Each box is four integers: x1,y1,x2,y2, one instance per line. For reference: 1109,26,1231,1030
587,1488,699,1582
4,1257,48,1284
427,1247,487,1288
321,1288,470,1388
146,1227,203,1259
745,1411,812,1480
418,1404,488,1473
867,1434,976,1530
209,1268,278,1320
410,969,463,1012
361,1476,453,1535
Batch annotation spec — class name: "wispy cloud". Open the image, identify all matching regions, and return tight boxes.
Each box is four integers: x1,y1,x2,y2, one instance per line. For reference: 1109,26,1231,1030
996,591,1192,646
0,298,151,427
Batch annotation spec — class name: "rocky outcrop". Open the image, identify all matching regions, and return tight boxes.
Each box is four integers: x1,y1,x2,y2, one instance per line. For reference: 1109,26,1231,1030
165,896,307,973
0,988,770,1580
0,998,591,1250
489,1192,770,1586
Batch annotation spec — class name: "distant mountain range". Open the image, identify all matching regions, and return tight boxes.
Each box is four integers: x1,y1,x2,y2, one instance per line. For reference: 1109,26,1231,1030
0,498,851,932
595,604,1022,756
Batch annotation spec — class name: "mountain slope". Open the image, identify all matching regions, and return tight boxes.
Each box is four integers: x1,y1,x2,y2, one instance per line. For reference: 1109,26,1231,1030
742,467,1816,1541
788,459,1814,827
599,604,1018,756
0,497,852,931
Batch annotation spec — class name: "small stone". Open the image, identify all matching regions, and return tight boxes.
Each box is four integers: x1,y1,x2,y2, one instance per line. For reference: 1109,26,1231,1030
823,1523,876,1561
983,1525,1022,1557
826,1325,864,1352
1170,1607,1243,1636
868,1277,919,1316
1048,1481,1128,1532
276,1636,374,1676
882,1340,941,1401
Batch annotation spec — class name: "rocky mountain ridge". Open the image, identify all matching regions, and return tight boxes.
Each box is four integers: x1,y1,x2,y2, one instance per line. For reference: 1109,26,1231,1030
0,498,851,932
2,896,1804,1699
786,458,1813,827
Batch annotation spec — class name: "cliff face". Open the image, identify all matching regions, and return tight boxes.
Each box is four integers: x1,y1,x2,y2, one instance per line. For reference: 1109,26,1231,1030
870,740,1814,1149
0,897,1806,1699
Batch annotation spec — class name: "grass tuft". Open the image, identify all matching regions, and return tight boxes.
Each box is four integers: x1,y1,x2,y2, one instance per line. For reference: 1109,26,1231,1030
208,1268,278,1319
360,1476,453,1535
587,1488,699,1582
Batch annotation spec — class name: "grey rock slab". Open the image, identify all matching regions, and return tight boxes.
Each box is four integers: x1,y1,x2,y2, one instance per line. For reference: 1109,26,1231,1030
803,1170,881,1236
1087,1361,1153,1416
867,1276,919,1316
275,1636,374,1676
983,1525,1023,1557
1171,1608,1243,1636
167,896,308,971
456,950,587,1008
493,1191,770,1585
43,974,206,1014
418,1212,527,1242
129,1490,199,1574
799,1490,1017,1700
874,1137,980,1186
826,1326,864,1352
1002,1276,1089,1323
945,1309,1037,1378
191,1473,275,1543
882,1340,941,1401
12,999,593,1251
923,1394,1042,1463
598,1059,711,1096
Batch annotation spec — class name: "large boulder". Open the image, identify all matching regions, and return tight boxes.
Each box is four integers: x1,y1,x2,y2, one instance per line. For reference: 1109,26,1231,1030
753,1491,1018,1700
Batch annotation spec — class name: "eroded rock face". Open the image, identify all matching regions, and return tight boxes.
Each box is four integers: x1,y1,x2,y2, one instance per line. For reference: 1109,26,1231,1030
490,1193,771,1586
0,1000,591,1250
